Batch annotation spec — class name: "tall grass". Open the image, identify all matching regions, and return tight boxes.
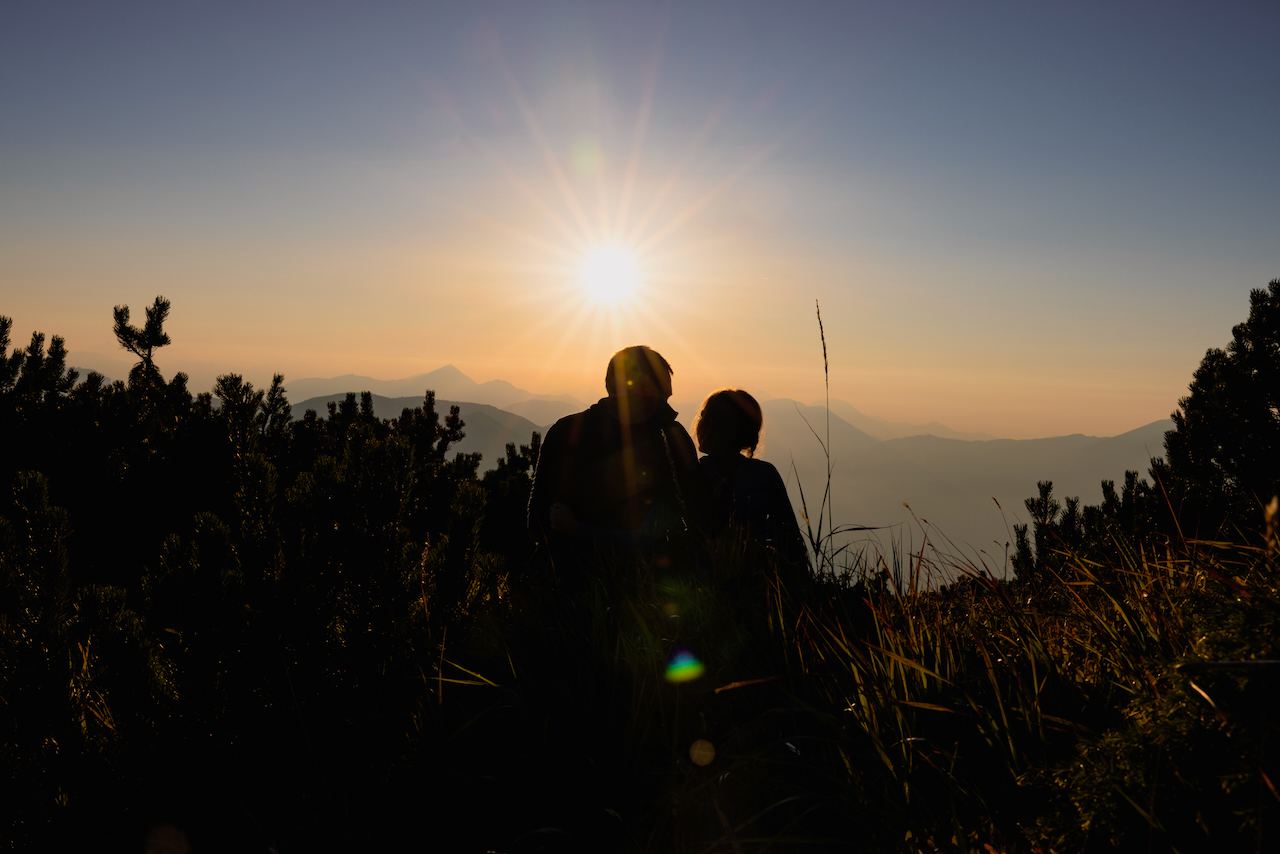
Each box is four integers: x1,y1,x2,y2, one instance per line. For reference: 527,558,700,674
791,299,883,581
435,514,1275,851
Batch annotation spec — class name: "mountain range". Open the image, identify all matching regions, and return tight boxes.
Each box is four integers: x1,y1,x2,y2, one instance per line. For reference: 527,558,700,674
290,370,1170,562
73,359,1172,561
741,399,1170,569
286,365,581,412
818,399,998,441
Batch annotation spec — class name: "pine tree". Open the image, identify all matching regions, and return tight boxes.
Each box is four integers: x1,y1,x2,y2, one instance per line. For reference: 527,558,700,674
1164,278,1280,536
0,315,23,392
112,296,171,391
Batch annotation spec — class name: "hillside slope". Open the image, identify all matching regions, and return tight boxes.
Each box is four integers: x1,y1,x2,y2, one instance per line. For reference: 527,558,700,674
750,399,1171,564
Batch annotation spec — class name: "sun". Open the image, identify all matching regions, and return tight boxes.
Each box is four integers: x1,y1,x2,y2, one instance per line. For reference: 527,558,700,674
580,246,638,305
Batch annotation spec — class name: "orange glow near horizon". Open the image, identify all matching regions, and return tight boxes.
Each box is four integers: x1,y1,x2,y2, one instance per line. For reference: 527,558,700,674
0,9,1250,443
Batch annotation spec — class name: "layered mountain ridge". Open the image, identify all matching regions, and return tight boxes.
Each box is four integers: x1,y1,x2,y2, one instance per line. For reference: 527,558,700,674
66,356,1170,553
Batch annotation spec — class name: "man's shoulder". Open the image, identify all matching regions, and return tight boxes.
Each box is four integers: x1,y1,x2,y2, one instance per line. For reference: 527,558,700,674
665,418,694,438
661,419,699,463
660,414,695,445
547,409,584,432
546,400,610,444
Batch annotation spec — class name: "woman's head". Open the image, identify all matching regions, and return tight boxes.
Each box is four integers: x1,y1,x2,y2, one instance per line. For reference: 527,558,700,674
695,389,763,457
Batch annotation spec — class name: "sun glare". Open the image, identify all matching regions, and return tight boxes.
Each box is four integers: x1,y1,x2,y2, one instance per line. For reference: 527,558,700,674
580,246,637,305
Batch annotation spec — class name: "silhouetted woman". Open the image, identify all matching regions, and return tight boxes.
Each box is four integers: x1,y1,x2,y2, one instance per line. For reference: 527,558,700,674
695,389,807,566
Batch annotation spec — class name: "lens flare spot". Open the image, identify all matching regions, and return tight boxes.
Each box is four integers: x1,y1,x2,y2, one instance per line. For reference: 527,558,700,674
689,739,716,766
665,648,705,683
571,136,604,177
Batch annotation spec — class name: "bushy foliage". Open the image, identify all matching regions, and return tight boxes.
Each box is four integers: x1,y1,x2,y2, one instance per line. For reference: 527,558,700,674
3,284,1278,852
0,300,532,848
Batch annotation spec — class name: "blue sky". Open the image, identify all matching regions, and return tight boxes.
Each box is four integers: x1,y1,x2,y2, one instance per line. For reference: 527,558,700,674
3,1,1278,436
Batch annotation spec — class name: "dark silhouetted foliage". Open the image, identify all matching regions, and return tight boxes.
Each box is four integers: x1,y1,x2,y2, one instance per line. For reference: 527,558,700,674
1164,278,1280,538
3,284,1279,852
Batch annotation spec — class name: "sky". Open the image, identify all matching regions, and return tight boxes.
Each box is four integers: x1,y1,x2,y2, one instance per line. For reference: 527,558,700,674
2,0,1278,439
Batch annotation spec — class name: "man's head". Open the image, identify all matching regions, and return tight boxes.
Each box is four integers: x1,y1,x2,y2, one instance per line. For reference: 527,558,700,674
605,346,673,420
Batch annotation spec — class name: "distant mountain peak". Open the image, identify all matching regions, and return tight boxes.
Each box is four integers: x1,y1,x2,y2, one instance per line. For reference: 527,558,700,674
418,364,471,382
283,366,580,410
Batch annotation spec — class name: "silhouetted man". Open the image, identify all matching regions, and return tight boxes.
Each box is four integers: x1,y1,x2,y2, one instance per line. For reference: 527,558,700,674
528,346,708,572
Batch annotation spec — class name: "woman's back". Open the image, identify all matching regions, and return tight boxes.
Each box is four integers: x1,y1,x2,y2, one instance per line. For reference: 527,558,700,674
700,454,806,562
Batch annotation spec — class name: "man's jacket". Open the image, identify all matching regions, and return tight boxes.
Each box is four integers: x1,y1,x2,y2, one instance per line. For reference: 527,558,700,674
528,397,709,547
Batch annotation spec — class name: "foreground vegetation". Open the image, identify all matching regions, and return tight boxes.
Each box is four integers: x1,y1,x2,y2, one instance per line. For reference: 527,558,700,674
2,283,1278,851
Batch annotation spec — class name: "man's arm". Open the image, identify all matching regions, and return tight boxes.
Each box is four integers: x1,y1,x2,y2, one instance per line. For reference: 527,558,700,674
665,422,712,536
527,416,570,544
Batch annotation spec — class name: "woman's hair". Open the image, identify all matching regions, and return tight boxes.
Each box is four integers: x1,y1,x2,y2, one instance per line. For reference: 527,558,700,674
695,388,764,457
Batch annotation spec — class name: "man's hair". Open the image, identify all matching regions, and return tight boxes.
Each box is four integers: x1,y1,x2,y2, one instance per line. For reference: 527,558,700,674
695,388,763,457
605,345,673,397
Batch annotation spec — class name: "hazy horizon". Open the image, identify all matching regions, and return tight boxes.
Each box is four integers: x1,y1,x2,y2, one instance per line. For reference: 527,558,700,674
6,2,1279,439
64,351,1173,443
